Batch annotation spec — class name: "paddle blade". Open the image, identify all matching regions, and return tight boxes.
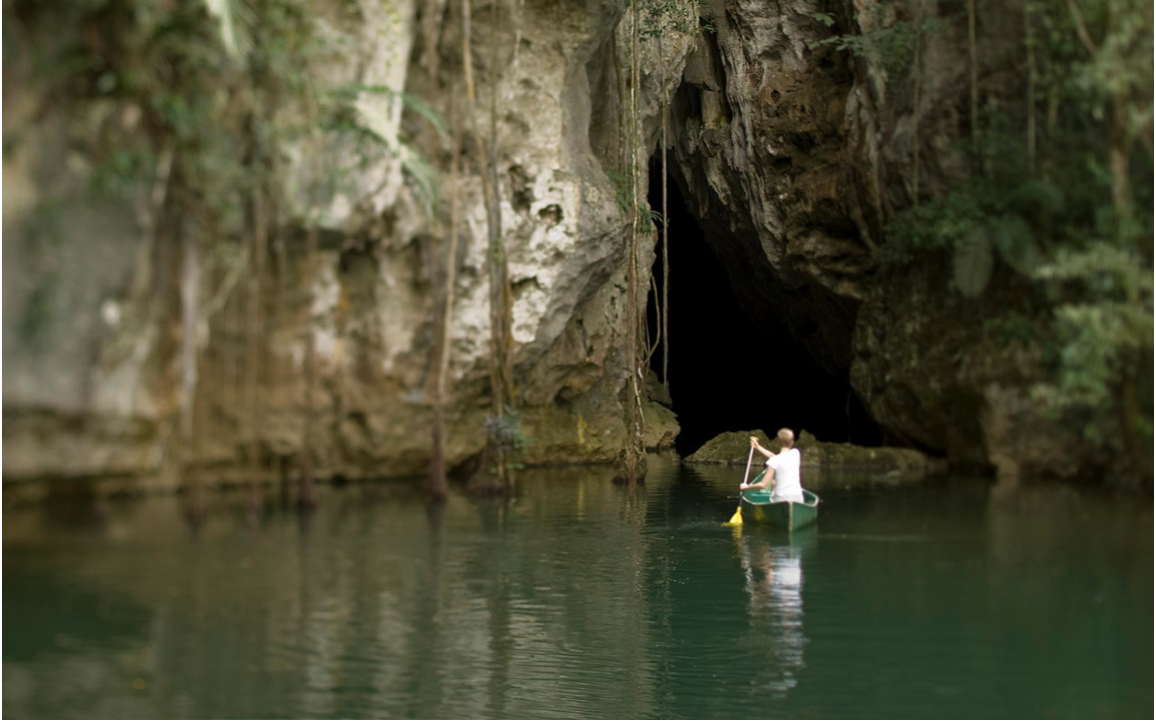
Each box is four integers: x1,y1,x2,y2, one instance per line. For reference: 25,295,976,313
724,506,743,526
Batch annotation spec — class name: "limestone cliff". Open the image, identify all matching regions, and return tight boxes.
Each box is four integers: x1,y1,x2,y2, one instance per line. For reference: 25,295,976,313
2,0,1133,495
3,0,687,492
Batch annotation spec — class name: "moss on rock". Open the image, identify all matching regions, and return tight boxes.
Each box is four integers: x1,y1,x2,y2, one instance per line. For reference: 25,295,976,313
685,429,945,474
684,430,770,464
794,431,945,473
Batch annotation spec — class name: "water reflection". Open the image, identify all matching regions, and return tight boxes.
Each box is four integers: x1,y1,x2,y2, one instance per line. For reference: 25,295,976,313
3,462,1151,719
736,528,815,698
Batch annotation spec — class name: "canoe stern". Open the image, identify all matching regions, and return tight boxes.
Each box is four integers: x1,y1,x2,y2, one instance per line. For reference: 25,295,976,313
739,490,820,530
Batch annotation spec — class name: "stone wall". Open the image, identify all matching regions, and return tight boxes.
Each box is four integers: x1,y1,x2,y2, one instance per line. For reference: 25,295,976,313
2,0,685,491
2,0,1121,494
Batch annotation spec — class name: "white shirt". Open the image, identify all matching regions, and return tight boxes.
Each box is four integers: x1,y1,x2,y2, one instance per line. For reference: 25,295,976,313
765,448,804,503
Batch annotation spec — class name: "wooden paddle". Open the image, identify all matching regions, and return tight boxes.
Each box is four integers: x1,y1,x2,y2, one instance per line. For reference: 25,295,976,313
725,442,756,526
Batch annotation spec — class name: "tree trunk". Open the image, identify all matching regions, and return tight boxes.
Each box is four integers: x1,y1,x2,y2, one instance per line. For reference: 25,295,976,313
298,224,320,510
245,188,267,524
463,0,515,491
621,0,646,484
660,32,670,393
429,92,462,502
912,0,923,204
179,234,199,453
1024,1,1036,175
1042,86,1059,182
179,232,206,522
967,0,980,164
1109,95,1134,233
1061,0,1131,235
188,351,209,525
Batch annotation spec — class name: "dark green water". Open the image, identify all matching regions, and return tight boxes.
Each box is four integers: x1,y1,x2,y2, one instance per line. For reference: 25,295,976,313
4,455,1152,718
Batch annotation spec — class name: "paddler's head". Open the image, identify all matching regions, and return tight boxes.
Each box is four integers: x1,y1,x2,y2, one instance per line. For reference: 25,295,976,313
777,428,795,449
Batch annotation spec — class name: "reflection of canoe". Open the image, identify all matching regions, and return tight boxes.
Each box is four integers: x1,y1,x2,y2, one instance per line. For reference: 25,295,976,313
740,472,820,530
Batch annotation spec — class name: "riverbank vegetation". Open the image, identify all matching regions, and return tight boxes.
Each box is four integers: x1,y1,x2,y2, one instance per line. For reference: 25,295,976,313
819,0,1152,480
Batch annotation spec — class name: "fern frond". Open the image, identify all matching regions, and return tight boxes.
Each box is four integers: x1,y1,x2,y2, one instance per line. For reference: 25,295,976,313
953,227,993,298
400,142,439,218
202,0,254,60
990,215,1041,276
329,83,448,138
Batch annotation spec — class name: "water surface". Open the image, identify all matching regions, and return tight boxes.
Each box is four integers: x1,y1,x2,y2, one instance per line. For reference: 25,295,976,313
4,456,1152,718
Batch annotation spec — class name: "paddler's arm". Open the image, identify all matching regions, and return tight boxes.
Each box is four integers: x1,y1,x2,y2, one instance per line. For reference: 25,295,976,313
750,437,775,460
740,466,775,491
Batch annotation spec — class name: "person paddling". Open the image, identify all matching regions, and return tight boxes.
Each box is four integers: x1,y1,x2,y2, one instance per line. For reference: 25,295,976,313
740,429,805,504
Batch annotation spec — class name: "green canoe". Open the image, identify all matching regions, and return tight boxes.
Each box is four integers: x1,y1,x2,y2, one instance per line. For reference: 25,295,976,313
739,471,820,530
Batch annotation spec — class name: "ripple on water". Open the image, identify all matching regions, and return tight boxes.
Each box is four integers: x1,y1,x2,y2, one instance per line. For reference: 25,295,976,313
2,467,1152,719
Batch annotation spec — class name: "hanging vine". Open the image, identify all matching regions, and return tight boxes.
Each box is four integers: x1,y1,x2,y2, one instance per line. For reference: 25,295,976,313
429,89,462,502
244,180,268,524
463,0,517,491
620,0,647,484
967,0,980,164
1024,2,1037,175
297,224,320,507
912,0,923,205
659,30,670,393
615,0,703,481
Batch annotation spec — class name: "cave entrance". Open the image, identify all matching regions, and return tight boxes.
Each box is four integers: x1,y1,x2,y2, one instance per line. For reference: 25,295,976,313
645,161,883,455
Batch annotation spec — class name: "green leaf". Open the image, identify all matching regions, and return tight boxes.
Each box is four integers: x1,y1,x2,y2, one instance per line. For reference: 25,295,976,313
400,142,439,218
953,227,993,298
808,12,836,28
990,215,1042,276
1006,180,1064,217
330,83,448,139
1033,242,1153,301
202,0,254,60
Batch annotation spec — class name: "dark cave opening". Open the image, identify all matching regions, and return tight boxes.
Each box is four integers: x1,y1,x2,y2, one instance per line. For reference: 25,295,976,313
645,160,884,456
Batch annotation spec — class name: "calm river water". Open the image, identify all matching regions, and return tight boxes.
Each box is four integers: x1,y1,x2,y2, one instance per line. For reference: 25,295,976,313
3,455,1152,718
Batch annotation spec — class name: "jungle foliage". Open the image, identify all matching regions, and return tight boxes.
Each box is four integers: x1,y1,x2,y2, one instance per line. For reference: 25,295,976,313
852,0,1153,472
3,0,430,227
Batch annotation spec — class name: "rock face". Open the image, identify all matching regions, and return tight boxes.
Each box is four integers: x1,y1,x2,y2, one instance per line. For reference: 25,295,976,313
661,0,1104,480
667,3,874,378
685,430,943,475
0,0,1121,493
793,431,945,475
849,262,1087,478
3,0,687,491
684,430,769,465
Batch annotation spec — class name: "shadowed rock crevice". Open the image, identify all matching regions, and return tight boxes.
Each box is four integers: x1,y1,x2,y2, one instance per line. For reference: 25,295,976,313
645,158,884,456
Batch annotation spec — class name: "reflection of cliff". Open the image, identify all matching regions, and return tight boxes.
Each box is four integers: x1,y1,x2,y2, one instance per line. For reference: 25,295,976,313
467,467,660,718
4,467,670,718
738,531,814,698
1,569,156,718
